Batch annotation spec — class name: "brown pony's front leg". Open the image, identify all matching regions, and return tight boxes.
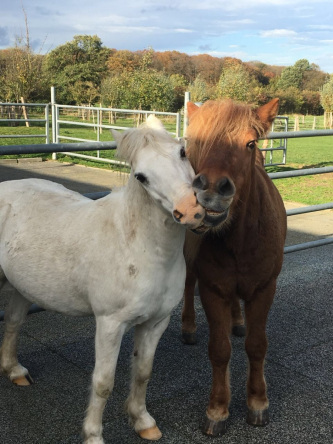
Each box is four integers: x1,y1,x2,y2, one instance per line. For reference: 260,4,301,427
244,280,276,426
199,282,232,437
181,267,198,344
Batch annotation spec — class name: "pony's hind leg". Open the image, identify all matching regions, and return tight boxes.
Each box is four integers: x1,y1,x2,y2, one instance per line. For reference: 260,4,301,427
0,285,32,385
126,316,170,440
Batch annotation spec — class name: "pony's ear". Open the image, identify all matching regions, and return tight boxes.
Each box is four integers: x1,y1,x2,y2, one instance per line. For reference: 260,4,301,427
256,98,279,132
146,115,165,131
111,129,122,144
187,102,200,119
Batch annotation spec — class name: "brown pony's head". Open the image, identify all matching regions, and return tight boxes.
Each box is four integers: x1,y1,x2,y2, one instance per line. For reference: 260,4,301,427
186,98,279,233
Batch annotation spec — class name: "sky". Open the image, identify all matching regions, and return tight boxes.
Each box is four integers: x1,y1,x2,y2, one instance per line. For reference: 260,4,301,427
1,0,333,73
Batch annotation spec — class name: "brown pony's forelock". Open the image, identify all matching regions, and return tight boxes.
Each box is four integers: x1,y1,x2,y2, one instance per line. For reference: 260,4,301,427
186,100,266,168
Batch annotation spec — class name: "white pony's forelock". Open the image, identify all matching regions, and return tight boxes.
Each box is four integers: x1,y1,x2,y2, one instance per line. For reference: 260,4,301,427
116,117,172,164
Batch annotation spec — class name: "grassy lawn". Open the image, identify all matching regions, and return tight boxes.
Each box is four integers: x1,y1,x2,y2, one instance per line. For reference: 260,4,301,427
266,135,333,205
0,113,332,205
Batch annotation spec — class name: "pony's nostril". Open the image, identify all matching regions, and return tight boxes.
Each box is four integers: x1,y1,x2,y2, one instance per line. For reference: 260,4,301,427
173,209,183,221
217,177,235,198
193,174,208,190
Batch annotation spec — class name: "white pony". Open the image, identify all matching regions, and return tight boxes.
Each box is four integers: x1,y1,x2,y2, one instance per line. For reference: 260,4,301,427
0,116,205,443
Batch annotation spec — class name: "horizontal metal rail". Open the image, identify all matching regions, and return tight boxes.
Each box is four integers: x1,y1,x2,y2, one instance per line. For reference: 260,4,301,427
0,134,46,139
269,166,333,253
57,104,179,116
286,202,333,216
0,102,48,107
56,119,125,129
61,151,128,166
0,119,46,123
0,141,116,156
268,166,333,179
284,237,333,254
264,129,333,140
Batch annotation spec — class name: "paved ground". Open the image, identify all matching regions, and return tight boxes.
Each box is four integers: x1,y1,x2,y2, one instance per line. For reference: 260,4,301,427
0,159,332,443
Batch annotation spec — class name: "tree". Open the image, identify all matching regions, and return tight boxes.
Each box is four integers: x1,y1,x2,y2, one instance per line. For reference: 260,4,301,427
106,49,141,75
301,65,329,91
44,35,110,104
320,75,333,112
169,73,188,110
277,59,311,91
274,87,304,114
300,90,323,115
153,50,195,82
100,75,126,108
188,74,210,103
217,62,261,103
0,9,48,102
191,54,223,84
122,69,175,111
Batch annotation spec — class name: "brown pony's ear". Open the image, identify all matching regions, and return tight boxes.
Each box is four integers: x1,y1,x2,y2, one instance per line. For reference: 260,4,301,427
187,102,200,119
256,98,279,132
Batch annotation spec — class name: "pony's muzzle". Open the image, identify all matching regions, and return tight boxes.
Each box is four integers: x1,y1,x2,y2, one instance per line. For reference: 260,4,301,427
173,194,205,229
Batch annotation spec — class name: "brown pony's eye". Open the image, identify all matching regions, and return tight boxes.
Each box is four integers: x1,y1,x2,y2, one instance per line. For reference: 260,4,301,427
246,140,257,150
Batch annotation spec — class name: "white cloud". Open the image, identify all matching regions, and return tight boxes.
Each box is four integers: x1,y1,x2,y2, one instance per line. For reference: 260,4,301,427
174,28,194,34
260,29,298,38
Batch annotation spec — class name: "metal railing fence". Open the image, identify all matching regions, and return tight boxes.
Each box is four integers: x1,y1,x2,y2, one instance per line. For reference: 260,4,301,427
261,116,288,166
52,102,181,165
0,102,50,144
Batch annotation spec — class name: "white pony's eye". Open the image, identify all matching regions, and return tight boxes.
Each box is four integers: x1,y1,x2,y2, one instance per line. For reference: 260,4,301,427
135,173,148,184
180,146,186,158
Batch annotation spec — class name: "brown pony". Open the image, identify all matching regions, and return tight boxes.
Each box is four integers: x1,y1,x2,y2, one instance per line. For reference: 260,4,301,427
182,98,287,436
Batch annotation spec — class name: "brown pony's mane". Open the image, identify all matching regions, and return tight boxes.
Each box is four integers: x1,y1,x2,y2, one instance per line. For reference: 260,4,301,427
186,100,267,168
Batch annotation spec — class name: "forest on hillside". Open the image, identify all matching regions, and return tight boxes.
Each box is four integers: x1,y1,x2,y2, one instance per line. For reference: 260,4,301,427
1,34,333,115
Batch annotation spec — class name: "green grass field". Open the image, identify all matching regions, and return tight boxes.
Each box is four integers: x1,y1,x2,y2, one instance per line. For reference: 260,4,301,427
0,113,332,205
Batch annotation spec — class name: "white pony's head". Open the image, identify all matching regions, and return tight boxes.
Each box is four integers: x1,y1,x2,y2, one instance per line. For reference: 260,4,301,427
112,117,205,230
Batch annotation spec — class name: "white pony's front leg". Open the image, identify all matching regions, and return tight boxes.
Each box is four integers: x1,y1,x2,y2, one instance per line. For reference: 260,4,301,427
126,316,170,441
0,287,32,386
83,316,125,444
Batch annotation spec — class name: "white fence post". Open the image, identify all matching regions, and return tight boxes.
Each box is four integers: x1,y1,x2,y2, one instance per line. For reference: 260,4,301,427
51,86,57,160
183,91,191,138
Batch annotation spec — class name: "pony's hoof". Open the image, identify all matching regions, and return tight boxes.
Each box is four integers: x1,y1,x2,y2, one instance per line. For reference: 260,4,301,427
203,417,227,436
246,408,269,426
232,324,246,337
181,331,197,345
138,426,162,440
12,373,33,386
